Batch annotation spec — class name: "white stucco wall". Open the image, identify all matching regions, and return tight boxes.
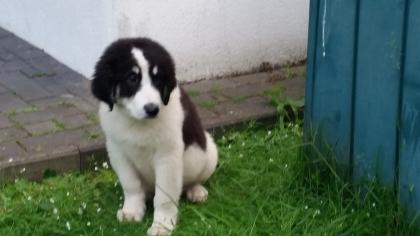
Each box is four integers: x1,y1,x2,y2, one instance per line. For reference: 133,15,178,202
0,0,309,81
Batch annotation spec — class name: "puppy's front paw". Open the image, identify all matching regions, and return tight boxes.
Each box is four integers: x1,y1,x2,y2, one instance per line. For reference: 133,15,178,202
186,185,208,203
147,222,174,236
117,208,144,222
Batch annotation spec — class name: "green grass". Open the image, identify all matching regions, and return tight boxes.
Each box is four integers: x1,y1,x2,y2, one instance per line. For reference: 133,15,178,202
198,100,217,110
0,122,417,235
52,118,66,131
186,90,201,98
30,72,56,78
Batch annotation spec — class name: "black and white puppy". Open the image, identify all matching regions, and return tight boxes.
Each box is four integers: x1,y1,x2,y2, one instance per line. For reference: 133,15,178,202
91,38,218,236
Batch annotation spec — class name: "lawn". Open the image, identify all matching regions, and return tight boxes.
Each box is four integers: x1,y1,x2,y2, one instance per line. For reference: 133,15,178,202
0,122,417,235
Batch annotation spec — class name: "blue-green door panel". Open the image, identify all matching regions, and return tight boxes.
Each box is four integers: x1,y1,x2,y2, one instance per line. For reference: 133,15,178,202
305,0,420,218
352,0,406,185
305,0,359,171
399,0,420,218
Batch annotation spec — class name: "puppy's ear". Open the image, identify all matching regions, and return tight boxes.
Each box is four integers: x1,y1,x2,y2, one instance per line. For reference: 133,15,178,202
91,59,116,111
160,73,176,106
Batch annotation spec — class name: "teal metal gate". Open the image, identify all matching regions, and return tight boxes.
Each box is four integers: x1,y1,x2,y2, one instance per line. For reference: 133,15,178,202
305,0,420,216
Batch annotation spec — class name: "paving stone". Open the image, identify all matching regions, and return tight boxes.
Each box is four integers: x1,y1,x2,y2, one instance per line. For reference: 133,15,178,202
77,125,105,150
228,72,272,85
0,71,51,101
1,148,79,181
197,107,220,129
221,81,278,99
0,28,12,38
0,127,28,143
213,97,276,127
19,130,83,155
0,84,7,94
0,93,29,112
61,114,92,129
29,96,69,110
280,77,306,99
30,95,96,113
0,59,34,73
23,121,56,136
14,47,47,60
27,55,74,75
35,81,72,97
0,113,12,129
191,94,217,106
0,141,27,164
0,48,18,62
13,106,81,124
0,36,34,52
183,78,237,93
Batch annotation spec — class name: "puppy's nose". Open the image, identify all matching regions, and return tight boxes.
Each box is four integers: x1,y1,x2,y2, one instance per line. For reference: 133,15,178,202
144,103,159,118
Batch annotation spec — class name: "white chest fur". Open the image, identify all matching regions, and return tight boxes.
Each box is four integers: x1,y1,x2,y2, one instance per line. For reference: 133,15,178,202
99,87,184,188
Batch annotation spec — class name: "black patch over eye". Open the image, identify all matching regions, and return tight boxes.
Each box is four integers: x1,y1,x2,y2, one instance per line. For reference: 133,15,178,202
127,72,140,86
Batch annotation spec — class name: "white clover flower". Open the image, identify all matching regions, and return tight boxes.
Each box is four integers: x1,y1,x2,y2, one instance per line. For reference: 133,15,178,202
228,144,232,149
53,208,58,214
82,202,87,209
304,205,308,210
49,198,55,204
267,130,272,136
269,158,274,163
66,192,70,197
372,202,376,208
94,166,98,171
66,221,71,231
102,162,109,169
87,221,91,227
97,207,101,213
78,208,83,215
284,164,288,169
27,196,32,201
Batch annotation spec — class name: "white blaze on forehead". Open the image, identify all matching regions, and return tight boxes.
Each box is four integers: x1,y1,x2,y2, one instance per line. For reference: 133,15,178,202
131,48,151,86
131,48,148,76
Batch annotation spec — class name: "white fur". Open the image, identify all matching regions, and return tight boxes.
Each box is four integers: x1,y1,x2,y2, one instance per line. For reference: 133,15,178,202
99,52,218,235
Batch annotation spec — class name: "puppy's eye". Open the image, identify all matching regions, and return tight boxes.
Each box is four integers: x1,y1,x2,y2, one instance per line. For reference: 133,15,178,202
127,73,139,85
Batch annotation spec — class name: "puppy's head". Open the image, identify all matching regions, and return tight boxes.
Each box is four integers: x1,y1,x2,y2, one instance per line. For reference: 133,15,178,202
91,38,176,120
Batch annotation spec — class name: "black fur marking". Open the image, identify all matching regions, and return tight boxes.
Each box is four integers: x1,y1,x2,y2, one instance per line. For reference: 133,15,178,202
91,38,177,109
180,88,207,150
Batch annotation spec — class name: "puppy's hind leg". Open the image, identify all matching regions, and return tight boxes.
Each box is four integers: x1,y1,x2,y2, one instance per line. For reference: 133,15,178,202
198,132,218,183
107,142,146,222
187,132,218,204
